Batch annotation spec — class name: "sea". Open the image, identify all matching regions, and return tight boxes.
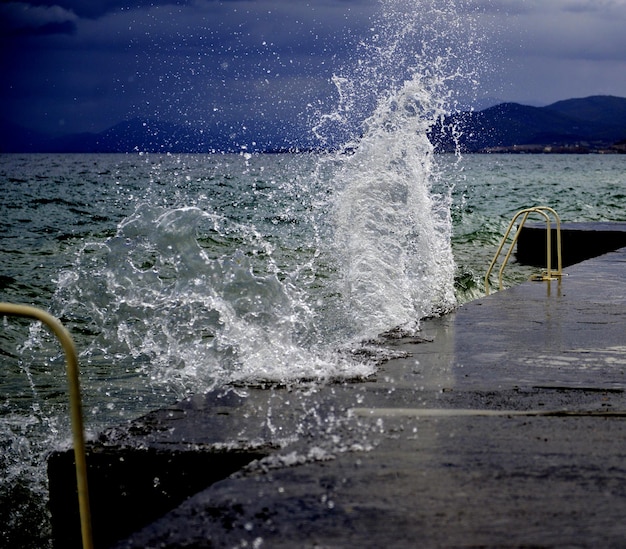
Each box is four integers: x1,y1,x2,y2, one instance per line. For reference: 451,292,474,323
1,150,625,547
2,0,626,544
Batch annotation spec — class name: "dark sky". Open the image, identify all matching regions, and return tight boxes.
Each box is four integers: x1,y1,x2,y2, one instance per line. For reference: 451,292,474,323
2,0,625,139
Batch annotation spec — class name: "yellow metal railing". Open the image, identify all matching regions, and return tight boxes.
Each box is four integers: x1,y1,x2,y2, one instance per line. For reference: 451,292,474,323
0,303,93,549
485,206,563,295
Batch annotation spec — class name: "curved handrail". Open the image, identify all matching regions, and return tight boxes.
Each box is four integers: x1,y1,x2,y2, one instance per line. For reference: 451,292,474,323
485,206,562,295
0,303,93,549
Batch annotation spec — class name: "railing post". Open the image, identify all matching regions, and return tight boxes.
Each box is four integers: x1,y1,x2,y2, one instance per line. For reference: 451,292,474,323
0,303,93,549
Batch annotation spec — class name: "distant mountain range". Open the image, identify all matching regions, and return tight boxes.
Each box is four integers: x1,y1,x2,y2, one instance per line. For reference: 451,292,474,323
431,95,626,153
0,117,311,154
2,95,626,154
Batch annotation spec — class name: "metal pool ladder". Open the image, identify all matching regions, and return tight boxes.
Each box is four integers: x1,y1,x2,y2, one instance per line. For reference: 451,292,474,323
485,206,563,295
0,303,93,549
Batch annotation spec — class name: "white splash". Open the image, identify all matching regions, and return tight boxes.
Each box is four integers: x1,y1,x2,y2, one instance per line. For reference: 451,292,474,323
332,77,457,337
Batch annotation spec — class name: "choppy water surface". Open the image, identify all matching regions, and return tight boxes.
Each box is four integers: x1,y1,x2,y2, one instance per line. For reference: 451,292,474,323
1,144,454,547
450,154,626,298
1,150,625,547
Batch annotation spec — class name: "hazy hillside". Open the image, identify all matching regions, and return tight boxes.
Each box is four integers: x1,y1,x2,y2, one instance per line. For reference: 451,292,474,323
2,95,626,153
0,119,50,153
545,96,626,128
432,95,626,152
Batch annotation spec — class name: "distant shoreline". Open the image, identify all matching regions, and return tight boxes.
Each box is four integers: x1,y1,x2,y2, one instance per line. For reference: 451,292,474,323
2,94,626,155
471,143,626,154
1,147,625,155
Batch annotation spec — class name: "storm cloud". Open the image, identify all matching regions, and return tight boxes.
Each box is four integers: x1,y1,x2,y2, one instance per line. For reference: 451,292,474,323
1,0,625,139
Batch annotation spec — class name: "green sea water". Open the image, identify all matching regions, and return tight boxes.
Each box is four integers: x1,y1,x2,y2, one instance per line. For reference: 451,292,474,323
1,151,625,547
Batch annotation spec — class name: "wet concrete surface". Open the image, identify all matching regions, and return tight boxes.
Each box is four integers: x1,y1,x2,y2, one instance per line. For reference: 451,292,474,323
53,246,626,548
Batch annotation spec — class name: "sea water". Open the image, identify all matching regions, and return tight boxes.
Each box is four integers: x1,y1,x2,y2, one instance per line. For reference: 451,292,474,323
2,152,625,546
2,0,626,544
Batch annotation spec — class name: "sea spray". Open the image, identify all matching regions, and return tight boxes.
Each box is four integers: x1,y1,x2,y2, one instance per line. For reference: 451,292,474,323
50,0,482,392
331,78,457,336
312,0,483,147
51,156,379,398
314,0,483,335
1,323,69,549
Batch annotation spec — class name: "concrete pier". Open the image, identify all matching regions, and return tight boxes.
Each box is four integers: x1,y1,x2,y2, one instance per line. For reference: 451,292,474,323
49,233,626,548
516,220,626,267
